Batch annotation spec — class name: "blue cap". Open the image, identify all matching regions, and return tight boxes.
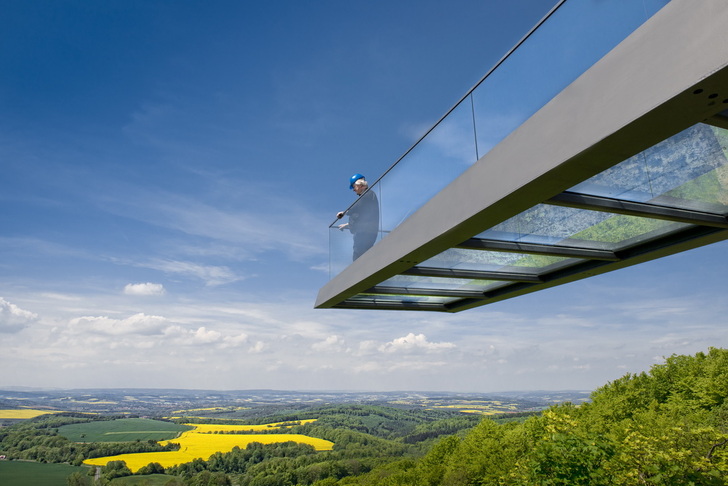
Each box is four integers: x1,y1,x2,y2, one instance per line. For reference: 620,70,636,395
349,173,365,189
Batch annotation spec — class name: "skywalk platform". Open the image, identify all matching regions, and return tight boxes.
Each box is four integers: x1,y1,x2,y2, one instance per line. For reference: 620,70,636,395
316,0,728,312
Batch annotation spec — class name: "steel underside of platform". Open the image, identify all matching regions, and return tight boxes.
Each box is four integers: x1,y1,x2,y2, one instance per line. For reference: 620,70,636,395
316,0,728,312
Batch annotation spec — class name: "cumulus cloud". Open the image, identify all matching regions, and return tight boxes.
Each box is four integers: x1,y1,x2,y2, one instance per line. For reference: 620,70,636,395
221,333,249,348
379,333,456,353
0,297,38,333
312,335,347,352
160,325,223,346
124,282,166,296
192,326,222,344
249,341,265,353
358,340,380,354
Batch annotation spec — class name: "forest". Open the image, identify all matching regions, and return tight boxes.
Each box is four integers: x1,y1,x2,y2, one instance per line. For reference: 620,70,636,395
1,348,726,485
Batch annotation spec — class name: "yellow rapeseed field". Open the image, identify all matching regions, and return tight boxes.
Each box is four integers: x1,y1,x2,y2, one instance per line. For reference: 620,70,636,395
0,409,62,419
189,419,318,433
163,418,318,427
84,421,333,472
169,406,251,414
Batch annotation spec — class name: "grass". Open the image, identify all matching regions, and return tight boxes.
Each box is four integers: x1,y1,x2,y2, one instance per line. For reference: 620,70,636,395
0,460,87,486
110,474,172,485
58,418,193,443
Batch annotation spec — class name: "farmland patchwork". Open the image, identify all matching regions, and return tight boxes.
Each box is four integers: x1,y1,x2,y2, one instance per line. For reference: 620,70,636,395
83,420,332,472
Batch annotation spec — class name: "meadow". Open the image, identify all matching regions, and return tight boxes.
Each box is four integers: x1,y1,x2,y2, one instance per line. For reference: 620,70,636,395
107,474,170,485
83,420,333,472
59,418,192,442
0,460,86,486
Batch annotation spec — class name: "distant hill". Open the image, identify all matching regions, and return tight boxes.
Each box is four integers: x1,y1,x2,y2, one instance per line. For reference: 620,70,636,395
0,388,587,417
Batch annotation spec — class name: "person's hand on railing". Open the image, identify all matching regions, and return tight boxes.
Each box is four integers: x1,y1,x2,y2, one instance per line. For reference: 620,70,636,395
336,210,348,230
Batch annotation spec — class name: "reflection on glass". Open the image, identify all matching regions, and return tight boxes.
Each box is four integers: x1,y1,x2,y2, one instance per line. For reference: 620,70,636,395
420,247,579,274
377,100,478,233
379,274,508,293
472,0,669,157
569,125,728,213
329,226,353,279
478,205,691,250
348,294,459,305
328,0,674,281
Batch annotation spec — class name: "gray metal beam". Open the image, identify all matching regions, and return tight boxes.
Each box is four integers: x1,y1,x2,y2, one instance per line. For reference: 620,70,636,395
455,237,620,261
547,192,728,228
337,227,728,313
316,0,728,310
364,286,487,298
705,111,728,130
444,225,728,312
402,266,542,282
333,301,449,312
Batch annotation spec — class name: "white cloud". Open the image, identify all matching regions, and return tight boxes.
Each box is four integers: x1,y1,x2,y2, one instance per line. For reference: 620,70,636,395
159,325,223,346
2,281,727,391
192,326,222,344
387,359,450,371
358,340,378,351
312,335,347,352
379,333,456,354
124,282,166,296
221,333,249,348
96,182,326,263
40,292,83,302
309,263,329,273
68,313,168,336
0,297,38,333
140,260,241,286
249,341,265,353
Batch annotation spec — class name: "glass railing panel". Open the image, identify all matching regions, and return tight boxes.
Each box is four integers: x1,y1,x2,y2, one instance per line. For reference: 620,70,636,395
470,0,670,156
376,99,478,234
569,124,728,214
329,225,354,279
328,0,674,280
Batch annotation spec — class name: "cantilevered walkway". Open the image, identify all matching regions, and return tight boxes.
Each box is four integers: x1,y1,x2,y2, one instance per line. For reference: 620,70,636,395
316,0,728,312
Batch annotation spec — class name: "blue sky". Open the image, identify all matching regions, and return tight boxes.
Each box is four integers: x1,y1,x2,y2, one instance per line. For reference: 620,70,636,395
2,0,727,393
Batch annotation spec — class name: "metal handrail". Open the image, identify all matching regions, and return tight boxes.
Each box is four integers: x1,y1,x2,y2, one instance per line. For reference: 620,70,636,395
329,0,568,228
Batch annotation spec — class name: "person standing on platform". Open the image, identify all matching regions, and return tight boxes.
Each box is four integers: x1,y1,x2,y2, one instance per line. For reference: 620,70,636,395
336,174,379,260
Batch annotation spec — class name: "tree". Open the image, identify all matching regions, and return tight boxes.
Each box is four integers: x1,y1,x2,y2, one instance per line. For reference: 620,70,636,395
66,472,92,486
138,461,166,475
101,460,132,480
313,349,728,486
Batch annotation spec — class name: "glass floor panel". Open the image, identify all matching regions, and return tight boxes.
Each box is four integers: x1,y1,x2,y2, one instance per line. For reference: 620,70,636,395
568,124,728,214
476,206,694,252
321,124,728,310
420,247,580,273
348,294,460,305
377,274,510,294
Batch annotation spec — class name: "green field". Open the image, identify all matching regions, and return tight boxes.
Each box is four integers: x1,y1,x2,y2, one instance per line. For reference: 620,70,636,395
0,461,87,486
110,474,171,485
59,418,192,442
